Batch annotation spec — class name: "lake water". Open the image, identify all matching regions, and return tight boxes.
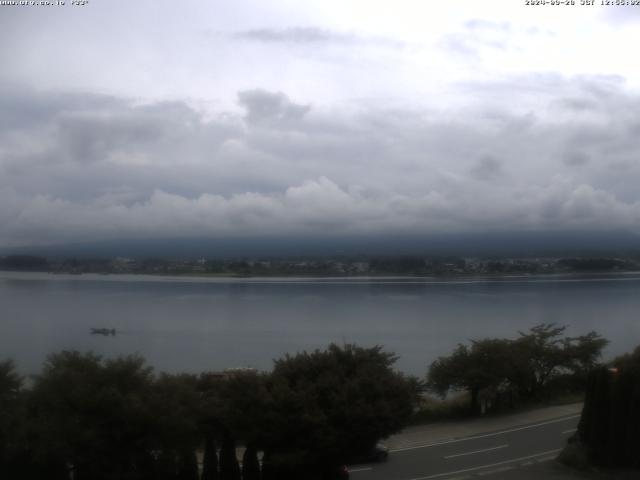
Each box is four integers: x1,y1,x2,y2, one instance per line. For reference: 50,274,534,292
1,271,639,376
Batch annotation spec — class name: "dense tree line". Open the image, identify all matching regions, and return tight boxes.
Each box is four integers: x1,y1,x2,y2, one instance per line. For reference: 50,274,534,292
0,255,49,271
0,345,417,480
427,324,608,414
3,254,639,276
556,258,630,272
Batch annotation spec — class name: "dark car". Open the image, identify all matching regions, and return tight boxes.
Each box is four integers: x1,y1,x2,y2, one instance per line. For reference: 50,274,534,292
351,443,389,463
367,443,389,462
337,465,350,479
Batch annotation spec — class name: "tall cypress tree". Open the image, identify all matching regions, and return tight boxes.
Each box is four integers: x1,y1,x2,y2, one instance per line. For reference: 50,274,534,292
589,368,612,465
177,449,199,480
241,444,261,480
628,369,640,468
156,450,179,480
219,435,241,480
201,434,219,480
609,370,631,465
577,367,598,442
260,451,274,480
577,357,640,468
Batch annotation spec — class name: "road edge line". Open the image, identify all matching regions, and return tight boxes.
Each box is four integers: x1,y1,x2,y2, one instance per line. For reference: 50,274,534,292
407,448,562,480
391,414,580,452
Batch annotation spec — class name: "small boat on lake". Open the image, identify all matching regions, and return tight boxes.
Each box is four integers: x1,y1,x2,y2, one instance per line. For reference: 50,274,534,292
90,328,116,336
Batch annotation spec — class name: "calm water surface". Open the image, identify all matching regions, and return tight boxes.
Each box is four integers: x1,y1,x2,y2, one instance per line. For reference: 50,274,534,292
1,271,639,376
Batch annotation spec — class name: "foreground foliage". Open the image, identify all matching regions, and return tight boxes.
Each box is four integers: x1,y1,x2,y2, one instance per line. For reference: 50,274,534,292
0,344,416,480
262,345,417,477
574,346,640,468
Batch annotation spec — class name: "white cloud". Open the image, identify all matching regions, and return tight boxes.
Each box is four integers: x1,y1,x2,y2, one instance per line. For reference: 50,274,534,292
1,79,640,246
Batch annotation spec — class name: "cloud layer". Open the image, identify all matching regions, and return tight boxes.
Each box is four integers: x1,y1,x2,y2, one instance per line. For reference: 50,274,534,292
2,2,640,247
1,74,640,247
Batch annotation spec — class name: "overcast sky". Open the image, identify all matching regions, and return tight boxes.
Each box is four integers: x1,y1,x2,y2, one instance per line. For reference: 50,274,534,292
1,0,640,247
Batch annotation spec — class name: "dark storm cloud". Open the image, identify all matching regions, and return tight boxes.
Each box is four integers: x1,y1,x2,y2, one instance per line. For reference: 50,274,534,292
0,92,243,202
2,74,640,247
57,111,166,165
234,27,406,49
556,97,598,112
563,151,591,167
237,89,311,126
470,156,503,181
0,89,124,130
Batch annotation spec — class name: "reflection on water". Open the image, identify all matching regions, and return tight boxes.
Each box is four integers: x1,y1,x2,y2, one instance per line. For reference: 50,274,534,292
1,271,639,375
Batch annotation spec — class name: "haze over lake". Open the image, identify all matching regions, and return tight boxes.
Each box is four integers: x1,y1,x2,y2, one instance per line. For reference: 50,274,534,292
2,271,639,376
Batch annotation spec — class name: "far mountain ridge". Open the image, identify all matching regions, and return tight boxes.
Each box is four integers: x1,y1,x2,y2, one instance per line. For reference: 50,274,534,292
2,230,639,260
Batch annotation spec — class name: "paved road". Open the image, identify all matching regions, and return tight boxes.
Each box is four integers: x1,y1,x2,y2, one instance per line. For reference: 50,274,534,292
348,414,580,480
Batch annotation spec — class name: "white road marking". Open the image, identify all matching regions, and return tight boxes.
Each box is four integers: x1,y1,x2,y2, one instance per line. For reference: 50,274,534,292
561,428,577,434
444,444,508,459
477,466,513,476
391,415,580,452
407,448,561,480
535,456,557,463
349,467,373,473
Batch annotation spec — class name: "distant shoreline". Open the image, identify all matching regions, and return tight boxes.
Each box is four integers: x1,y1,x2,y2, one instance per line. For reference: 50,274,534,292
3,254,639,279
3,269,640,284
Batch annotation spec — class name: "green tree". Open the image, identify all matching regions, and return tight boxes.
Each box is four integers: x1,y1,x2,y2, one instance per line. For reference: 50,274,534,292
262,344,416,477
513,324,607,398
578,367,621,466
29,351,156,480
566,331,610,375
513,324,570,397
577,346,640,468
214,371,270,448
428,325,608,413
198,371,266,480
0,360,24,476
150,373,201,454
427,339,512,414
